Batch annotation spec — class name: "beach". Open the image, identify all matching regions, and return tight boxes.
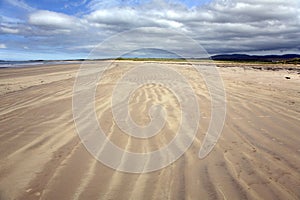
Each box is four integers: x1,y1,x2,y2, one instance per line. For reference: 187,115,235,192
0,61,299,200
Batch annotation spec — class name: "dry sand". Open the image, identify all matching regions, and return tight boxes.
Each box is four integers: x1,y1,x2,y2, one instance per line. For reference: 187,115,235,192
0,61,299,200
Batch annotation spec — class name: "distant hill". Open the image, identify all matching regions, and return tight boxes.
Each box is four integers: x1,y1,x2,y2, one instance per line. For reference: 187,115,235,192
211,54,300,63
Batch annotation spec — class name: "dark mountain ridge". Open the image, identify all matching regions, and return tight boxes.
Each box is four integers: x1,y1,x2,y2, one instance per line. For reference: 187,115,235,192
211,54,300,63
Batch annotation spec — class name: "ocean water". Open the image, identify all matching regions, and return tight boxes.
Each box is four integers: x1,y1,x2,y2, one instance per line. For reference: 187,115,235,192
0,60,82,68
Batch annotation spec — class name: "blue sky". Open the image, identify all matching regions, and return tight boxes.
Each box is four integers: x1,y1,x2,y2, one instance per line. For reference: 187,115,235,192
0,0,299,60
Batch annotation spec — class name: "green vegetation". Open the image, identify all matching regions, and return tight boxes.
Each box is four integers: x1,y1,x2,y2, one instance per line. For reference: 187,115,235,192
115,57,187,62
214,60,272,64
284,58,300,65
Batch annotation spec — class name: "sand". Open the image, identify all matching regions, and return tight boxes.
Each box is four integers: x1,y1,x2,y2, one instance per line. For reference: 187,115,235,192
0,61,299,200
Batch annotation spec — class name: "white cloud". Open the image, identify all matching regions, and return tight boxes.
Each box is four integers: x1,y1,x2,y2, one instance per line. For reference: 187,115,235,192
86,8,139,25
85,7,184,29
81,0,300,54
1,0,300,58
28,10,81,29
0,44,7,49
0,27,19,34
5,0,34,11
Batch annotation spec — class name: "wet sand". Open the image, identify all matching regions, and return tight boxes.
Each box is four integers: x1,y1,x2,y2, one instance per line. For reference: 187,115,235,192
0,61,299,200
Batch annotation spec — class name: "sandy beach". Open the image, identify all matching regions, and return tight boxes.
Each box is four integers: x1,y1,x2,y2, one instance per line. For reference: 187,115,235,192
0,61,299,200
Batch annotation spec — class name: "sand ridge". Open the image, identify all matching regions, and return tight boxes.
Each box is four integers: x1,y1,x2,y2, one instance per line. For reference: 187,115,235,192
0,61,299,199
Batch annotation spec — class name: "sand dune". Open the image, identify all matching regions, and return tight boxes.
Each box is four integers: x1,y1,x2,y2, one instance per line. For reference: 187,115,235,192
0,61,299,200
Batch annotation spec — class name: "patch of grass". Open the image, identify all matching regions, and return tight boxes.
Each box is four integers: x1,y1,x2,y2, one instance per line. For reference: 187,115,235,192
115,57,188,62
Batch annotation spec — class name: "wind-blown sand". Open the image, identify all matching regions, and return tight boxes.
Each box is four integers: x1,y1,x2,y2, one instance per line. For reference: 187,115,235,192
0,61,299,200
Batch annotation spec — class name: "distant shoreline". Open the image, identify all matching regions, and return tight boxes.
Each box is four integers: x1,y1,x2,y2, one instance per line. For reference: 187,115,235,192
1,53,299,67
0,60,84,68
1,54,300,69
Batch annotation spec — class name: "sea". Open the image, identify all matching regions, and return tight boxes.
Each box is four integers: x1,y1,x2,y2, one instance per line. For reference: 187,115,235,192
0,60,83,68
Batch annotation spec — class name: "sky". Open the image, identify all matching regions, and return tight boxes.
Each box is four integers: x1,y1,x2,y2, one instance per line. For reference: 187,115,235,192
0,0,300,60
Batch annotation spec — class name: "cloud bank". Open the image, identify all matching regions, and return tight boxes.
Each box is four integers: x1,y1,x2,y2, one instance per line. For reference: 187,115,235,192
0,0,299,59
